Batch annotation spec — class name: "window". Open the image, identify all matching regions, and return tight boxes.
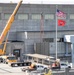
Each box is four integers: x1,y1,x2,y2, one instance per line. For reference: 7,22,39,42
57,38,64,42
43,38,54,42
7,57,16,60
4,13,11,19
45,14,54,20
32,14,41,20
70,14,74,19
18,14,28,20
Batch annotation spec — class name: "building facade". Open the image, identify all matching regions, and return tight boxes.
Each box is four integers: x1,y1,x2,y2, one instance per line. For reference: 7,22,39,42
0,3,74,61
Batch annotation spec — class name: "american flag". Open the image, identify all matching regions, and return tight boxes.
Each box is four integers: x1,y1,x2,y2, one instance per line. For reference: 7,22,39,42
57,9,66,18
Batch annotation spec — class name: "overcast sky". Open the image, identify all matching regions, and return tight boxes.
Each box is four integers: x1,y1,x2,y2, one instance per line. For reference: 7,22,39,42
0,0,74,4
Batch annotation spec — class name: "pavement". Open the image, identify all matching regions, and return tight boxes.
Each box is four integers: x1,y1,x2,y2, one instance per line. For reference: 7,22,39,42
0,63,44,75
0,63,74,75
0,63,28,75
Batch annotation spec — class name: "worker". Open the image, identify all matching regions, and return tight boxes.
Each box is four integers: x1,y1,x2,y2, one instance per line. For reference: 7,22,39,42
29,64,36,69
52,62,56,67
55,60,60,67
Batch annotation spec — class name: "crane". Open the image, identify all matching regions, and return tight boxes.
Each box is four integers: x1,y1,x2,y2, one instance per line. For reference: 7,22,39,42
0,0,31,67
0,0,23,55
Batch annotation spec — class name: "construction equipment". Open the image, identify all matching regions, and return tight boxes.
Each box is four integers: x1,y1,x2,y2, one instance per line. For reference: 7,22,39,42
0,55,17,64
0,38,8,55
0,0,31,67
0,0,22,64
44,70,52,75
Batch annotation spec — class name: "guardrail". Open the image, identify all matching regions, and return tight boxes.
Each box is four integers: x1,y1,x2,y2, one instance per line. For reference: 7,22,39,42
25,68,74,75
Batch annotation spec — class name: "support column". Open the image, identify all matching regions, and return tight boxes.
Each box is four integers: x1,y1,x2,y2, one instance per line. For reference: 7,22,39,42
65,43,68,55
71,36,74,68
71,44,74,68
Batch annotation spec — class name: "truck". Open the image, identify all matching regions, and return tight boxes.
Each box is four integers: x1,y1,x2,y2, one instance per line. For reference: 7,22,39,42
21,64,48,72
0,55,17,64
0,0,22,64
51,60,71,70
0,0,31,67
0,55,31,67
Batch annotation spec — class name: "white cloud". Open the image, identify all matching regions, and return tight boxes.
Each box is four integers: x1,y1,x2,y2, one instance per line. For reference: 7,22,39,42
0,0,74,4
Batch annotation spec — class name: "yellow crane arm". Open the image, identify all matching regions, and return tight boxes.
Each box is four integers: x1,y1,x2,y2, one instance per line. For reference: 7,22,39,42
1,38,8,55
0,0,23,45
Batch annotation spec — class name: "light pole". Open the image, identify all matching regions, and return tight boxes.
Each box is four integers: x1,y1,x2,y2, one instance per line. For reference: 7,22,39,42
25,31,27,54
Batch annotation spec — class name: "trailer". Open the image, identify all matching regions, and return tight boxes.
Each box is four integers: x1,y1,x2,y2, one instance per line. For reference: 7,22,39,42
11,61,31,67
0,55,31,67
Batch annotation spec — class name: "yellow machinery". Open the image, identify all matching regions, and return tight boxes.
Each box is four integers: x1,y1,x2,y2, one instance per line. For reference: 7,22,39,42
0,38,8,55
0,0,23,65
0,0,31,66
0,55,17,64
44,70,52,75
0,0,23,55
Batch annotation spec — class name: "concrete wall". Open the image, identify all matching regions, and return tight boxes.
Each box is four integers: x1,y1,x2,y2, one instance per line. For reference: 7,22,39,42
4,42,24,60
0,4,74,32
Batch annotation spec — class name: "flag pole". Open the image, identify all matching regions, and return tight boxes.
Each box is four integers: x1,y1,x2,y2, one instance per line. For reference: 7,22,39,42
56,4,58,60
55,5,66,60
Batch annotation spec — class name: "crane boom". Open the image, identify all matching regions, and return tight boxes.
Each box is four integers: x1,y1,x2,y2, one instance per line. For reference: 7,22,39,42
0,0,23,45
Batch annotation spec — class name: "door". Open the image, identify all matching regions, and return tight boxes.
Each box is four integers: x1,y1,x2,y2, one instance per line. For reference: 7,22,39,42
13,49,20,59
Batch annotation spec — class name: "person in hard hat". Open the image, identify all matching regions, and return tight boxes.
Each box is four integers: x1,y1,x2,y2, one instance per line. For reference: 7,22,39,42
29,64,36,69
55,60,60,68
52,62,56,67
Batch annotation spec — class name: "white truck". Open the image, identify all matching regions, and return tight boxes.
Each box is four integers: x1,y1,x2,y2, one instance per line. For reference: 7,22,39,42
60,62,71,69
21,64,48,72
51,61,71,70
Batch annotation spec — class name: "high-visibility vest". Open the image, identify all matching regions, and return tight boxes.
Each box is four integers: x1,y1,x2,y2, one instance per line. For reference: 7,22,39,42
52,63,56,67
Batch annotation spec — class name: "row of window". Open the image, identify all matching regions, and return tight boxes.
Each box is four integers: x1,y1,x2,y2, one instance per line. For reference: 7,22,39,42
43,38,64,42
1,13,74,20
4,13,54,20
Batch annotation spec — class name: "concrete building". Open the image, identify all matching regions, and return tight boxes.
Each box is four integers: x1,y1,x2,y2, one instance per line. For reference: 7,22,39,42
0,3,74,61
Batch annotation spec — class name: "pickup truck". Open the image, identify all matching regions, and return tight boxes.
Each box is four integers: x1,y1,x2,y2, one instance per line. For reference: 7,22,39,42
51,62,71,70
21,64,48,72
